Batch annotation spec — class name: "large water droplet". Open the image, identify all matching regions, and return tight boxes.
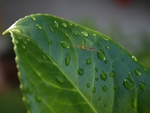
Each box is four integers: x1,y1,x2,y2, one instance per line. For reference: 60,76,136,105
91,87,96,93
78,68,84,75
139,82,146,90
36,24,42,29
132,56,137,62
102,85,107,92
100,71,107,81
86,83,90,88
62,23,67,27
128,72,133,77
86,57,91,65
49,26,54,33
61,40,70,48
65,53,71,66
109,71,116,77
80,39,86,50
54,20,58,27
134,69,141,76
81,31,88,37
131,97,138,109
55,75,64,84
97,49,106,60
123,78,134,90
35,94,42,103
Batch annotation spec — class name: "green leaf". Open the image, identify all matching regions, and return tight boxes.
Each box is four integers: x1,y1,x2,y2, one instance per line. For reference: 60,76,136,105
3,14,150,113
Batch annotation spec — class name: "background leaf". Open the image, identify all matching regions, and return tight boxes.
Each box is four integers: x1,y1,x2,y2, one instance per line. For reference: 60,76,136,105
3,14,150,113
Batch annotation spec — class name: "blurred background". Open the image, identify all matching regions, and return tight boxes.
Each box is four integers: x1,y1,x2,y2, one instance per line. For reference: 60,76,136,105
0,0,150,113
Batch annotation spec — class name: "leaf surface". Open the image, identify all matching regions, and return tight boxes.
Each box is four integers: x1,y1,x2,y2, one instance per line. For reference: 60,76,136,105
3,14,150,113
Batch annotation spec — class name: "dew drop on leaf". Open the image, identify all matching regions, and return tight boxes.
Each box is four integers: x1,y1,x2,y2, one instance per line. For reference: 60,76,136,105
22,45,26,49
62,23,67,27
91,87,96,93
128,72,133,77
105,45,110,49
109,71,116,77
81,31,88,37
132,56,137,62
65,52,71,66
86,57,91,65
80,39,86,50
131,97,138,109
78,68,84,75
26,83,33,94
102,85,107,92
86,83,90,88
55,75,64,84
139,82,146,90
123,78,134,90
49,26,54,33
36,24,42,29
97,49,106,60
35,93,42,103
61,40,70,48
31,16,36,21
93,33,96,36
54,20,58,27
48,39,53,45
100,71,107,81
134,68,141,76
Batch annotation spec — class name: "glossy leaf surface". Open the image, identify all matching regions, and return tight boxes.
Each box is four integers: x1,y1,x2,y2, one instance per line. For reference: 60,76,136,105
3,14,150,113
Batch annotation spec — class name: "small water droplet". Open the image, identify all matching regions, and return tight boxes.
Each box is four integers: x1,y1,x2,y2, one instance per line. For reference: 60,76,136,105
97,49,106,60
22,45,26,49
100,71,107,81
61,40,70,48
27,39,30,41
26,83,33,94
65,53,71,66
131,97,138,109
105,45,110,49
49,26,54,33
121,52,124,56
123,78,134,90
62,23,67,27
48,39,53,45
78,68,84,75
128,72,133,77
36,24,42,29
69,23,72,26
31,16,36,21
93,33,96,36
81,31,88,37
98,97,101,101
132,56,137,62
91,87,96,93
95,68,98,72
15,40,19,44
139,82,146,90
109,71,116,77
55,75,64,84
86,83,90,88
95,77,99,81
134,69,141,76
86,57,91,65
80,39,86,50
54,20,58,27
102,85,107,92
35,94,42,103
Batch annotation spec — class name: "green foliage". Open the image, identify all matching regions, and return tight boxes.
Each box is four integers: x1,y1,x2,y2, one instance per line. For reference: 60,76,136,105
3,14,150,113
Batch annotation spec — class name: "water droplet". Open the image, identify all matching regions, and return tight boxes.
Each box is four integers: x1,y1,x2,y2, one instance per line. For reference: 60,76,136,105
42,55,46,59
24,41,27,44
95,77,99,81
132,56,137,62
109,71,116,77
49,26,54,33
61,40,70,48
35,94,42,103
102,85,107,92
73,32,78,36
95,68,98,72
55,75,64,84
31,16,36,21
90,48,94,51
128,72,133,77
131,97,138,109
80,39,86,50
134,69,141,76
86,57,91,65
81,31,88,37
121,52,124,56
22,45,26,49
105,45,110,49
69,23,72,26
62,23,67,27
26,84,33,94
139,82,146,90
97,49,106,60
78,68,84,75
123,78,134,90
15,40,19,44
27,39,30,42
100,71,107,81
65,53,71,66
86,83,90,88
98,97,101,101
36,24,42,29
48,39,53,45
93,33,96,36
91,87,96,93
54,20,58,27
